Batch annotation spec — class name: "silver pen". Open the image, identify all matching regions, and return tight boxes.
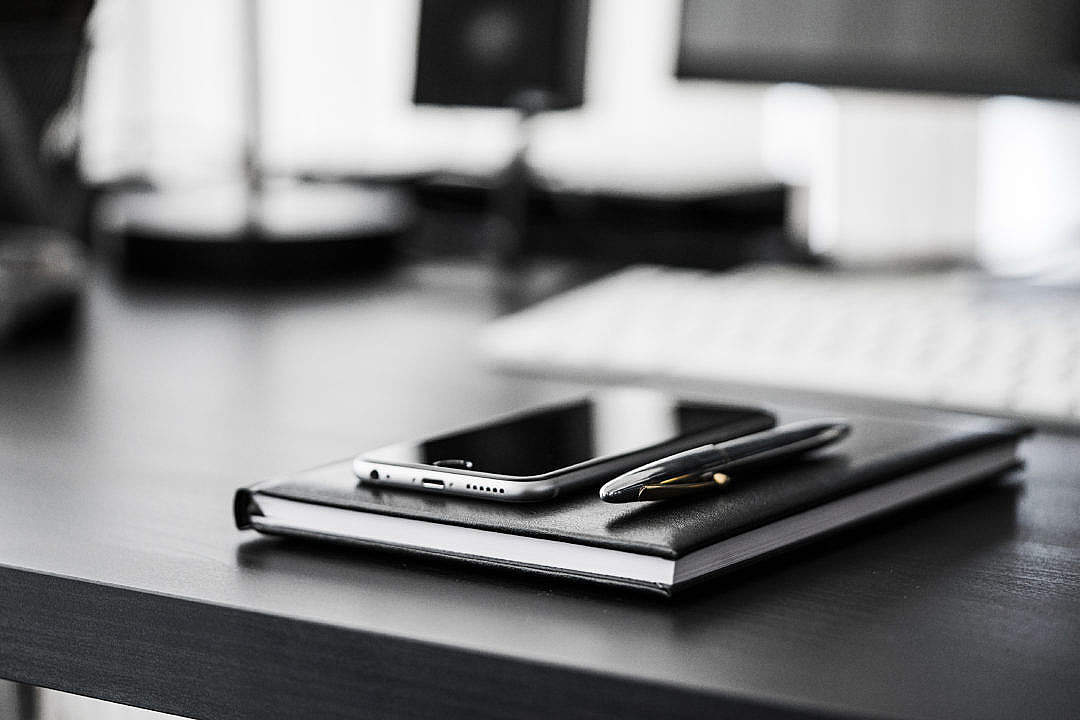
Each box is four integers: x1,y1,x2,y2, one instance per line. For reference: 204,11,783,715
599,419,851,503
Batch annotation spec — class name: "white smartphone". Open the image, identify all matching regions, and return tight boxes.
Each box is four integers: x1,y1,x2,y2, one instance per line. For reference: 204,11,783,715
353,389,775,502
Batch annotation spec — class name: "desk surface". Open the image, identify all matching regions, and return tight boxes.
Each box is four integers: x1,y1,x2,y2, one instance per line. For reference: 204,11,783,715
1,262,1079,720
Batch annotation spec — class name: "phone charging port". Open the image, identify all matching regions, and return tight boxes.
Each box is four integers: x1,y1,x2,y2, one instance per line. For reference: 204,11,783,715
421,479,445,489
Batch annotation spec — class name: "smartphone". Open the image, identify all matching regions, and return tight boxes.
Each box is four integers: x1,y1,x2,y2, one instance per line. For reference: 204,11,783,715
353,389,775,502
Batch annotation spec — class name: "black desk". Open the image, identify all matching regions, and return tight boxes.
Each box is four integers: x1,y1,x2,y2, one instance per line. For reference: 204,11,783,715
1,262,1079,720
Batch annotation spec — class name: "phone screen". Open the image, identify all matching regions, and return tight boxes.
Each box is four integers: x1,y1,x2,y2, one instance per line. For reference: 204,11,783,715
364,390,764,478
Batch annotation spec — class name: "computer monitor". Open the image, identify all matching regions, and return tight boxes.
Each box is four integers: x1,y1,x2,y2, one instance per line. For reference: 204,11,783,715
414,0,589,110
678,0,1080,99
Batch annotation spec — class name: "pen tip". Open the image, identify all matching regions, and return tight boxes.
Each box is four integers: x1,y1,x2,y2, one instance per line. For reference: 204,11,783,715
599,484,639,503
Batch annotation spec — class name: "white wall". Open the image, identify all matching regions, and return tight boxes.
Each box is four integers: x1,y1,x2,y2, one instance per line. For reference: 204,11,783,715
79,0,769,193
977,97,1080,279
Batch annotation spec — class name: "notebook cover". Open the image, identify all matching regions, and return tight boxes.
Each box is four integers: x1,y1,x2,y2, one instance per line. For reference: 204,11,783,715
236,410,1029,569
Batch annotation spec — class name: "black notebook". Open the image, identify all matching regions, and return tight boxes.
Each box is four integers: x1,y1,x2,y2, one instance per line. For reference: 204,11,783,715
235,409,1028,595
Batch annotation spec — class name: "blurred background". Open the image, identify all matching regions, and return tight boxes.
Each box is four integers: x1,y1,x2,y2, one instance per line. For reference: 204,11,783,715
11,0,1080,278
3,1,1080,716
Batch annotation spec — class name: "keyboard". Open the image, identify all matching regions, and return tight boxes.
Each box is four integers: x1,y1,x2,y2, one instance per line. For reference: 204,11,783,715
480,264,1080,425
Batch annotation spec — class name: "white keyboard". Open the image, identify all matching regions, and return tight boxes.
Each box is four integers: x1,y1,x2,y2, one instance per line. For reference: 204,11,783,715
480,264,1080,425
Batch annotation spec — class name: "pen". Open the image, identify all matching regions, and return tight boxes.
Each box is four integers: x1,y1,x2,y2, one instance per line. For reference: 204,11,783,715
599,419,851,503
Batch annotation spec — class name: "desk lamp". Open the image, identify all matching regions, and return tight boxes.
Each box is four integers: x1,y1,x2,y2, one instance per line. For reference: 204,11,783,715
412,0,589,273
100,0,413,283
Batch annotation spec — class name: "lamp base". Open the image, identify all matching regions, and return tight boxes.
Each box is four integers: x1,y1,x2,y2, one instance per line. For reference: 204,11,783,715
97,179,414,283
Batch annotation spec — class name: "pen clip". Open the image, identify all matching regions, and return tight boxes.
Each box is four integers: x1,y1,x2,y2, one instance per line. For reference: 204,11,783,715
636,471,730,501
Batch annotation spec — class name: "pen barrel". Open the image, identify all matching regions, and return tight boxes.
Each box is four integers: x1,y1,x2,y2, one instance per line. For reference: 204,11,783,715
642,445,730,480
710,420,849,471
